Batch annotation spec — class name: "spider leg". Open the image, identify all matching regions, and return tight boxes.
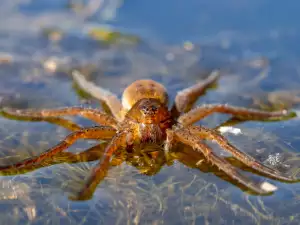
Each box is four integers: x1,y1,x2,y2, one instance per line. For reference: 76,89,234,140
187,126,298,182
1,107,118,129
72,71,124,121
178,104,296,126
171,144,278,193
214,117,244,131
0,142,110,176
61,142,110,164
0,126,116,170
1,109,82,131
171,70,220,117
74,130,133,200
166,128,277,194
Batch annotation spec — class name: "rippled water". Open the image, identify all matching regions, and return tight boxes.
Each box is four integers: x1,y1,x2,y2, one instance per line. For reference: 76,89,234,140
1,0,300,224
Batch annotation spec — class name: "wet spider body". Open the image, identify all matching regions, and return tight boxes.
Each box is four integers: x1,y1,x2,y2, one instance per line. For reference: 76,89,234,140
123,98,174,143
121,79,174,143
0,71,298,200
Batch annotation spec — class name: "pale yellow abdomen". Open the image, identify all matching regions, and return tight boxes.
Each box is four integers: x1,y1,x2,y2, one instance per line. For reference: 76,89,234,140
122,80,168,110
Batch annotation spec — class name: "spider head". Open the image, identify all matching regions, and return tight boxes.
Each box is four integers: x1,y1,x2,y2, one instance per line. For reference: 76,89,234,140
126,98,173,126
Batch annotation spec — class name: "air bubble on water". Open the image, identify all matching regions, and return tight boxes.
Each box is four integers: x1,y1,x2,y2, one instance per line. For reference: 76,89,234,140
219,126,242,135
260,182,278,192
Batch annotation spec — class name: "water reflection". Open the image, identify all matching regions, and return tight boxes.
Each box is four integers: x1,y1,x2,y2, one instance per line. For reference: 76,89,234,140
0,137,298,202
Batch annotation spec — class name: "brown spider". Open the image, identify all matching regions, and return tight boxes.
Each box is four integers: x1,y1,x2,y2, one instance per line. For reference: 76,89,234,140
0,71,297,200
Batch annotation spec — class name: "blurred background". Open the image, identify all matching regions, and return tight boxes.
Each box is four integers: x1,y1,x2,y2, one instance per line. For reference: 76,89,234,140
0,0,300,224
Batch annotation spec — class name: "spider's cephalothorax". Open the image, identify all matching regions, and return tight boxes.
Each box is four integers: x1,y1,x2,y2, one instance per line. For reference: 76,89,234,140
124,98,174,143
120,79,174,143
0,70,298,200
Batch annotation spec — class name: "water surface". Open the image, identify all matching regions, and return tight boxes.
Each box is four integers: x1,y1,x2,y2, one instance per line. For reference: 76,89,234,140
0,1,300,224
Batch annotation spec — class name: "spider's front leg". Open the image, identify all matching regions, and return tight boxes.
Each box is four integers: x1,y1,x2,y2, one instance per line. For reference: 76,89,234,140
178,104,296,126
187,126,298,182
165,127,293,194
0,126,116,170
1,107,118,129
74,130,133,200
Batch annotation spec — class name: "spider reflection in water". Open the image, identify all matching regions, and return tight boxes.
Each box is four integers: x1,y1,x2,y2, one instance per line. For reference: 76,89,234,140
0,71,298,200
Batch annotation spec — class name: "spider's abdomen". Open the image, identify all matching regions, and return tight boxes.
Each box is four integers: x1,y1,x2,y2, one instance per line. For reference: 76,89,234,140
122,80,168,110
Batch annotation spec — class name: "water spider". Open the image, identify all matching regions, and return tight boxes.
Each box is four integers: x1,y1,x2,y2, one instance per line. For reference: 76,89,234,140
0,71,297,200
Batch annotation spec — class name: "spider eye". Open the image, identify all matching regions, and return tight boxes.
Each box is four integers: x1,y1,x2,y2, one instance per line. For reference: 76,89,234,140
140,105,158,116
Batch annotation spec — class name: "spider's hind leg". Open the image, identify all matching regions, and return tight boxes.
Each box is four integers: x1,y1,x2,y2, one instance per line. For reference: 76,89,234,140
72,71,124,121
172,70,220,117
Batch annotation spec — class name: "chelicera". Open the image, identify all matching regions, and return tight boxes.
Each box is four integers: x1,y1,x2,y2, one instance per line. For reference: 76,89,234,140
0,71,297,200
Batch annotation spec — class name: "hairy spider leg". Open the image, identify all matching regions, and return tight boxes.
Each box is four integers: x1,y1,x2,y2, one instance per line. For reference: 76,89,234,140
2,107,118,129
178,104,296,126
0,126,116,170
75,131,132,200
166,128,275,194
186,126,298,182
1,109,82,131
73,71,123,121
172,70,220,117
0,142,110,176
